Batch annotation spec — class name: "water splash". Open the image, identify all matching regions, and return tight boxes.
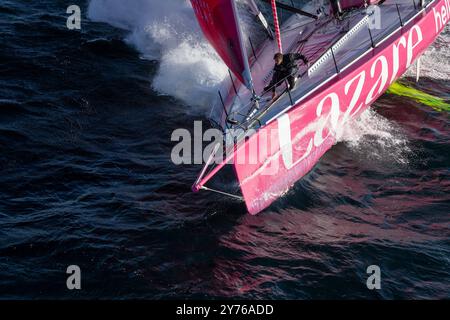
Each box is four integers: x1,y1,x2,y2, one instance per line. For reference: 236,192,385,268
337,108,411,165
88,0,228,108
404,24,450,81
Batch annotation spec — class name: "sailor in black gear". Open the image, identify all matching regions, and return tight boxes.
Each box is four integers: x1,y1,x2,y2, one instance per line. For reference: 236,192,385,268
264,52,308,98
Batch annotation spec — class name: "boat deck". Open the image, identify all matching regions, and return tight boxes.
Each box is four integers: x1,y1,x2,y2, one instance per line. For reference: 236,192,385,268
210,0,428,132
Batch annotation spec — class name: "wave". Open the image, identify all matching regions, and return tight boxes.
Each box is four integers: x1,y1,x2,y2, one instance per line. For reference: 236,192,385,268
87,0,229,108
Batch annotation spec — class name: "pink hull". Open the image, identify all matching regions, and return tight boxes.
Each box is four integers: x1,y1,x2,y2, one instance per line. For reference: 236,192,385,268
234,0,450,215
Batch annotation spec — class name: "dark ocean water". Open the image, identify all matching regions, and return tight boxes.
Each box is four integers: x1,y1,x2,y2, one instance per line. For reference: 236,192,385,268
0,0,449,299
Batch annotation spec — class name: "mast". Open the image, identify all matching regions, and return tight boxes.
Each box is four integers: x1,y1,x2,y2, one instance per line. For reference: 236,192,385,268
270,0,283,53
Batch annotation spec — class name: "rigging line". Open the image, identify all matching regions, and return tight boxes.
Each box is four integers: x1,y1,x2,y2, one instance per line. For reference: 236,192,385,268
200,140,234,181
194,142,222,188
202,148,231,181
203,163,218,182
200,186,244,201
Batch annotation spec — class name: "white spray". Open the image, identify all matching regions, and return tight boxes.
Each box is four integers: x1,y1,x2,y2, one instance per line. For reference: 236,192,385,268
87,0,265,109
88,0,228,108
405,24,450,80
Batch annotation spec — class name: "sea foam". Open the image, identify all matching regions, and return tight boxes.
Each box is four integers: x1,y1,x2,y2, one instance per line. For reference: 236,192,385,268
88,0,229,108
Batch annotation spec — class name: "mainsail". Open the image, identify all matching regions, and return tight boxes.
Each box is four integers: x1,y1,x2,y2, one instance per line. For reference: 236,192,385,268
190,0,253,90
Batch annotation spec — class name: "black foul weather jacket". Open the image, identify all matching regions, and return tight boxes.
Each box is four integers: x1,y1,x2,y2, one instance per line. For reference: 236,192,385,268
265,53,308,92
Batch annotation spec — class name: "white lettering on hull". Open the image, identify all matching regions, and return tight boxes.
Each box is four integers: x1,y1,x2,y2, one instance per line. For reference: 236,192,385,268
433,0,450,33
407,25,423,68
314,93,340,147
278,22,429,170
366,55,389,104
278,114,294,170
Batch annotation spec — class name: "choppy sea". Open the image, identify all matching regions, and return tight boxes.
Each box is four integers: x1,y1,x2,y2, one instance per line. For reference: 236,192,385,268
0,0,449,299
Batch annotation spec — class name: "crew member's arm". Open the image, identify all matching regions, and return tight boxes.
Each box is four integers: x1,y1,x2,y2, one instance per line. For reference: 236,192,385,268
264,71,279,94
291,53,308,64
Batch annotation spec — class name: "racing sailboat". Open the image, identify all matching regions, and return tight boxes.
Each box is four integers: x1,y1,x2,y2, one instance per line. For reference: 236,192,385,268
190,0,450,215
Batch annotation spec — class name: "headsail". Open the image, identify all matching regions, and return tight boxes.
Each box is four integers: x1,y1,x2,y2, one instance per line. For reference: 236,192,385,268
190,0,253,90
